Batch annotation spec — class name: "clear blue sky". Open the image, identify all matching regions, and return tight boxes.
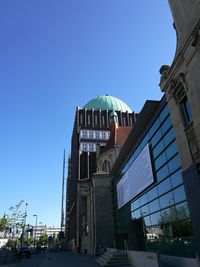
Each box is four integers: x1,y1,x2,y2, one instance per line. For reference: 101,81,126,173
0,0,176,227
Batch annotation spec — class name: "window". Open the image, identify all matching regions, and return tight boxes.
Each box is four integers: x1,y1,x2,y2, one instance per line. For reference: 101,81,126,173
89,131,93,138
88,115,90,125
176,87,192,126
80,114,83,124
81,143,88,151
181,96,192,125
88,143,96,151
95,131,100,139
102,132,106,139
95,115,98,125
82,130,87,138
102,116,105,126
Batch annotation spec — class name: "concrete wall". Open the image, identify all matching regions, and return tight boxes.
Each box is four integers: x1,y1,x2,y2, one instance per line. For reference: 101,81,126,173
93,174,114,252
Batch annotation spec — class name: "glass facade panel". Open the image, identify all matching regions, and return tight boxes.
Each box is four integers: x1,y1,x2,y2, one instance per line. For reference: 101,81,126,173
161,116,172,134
161,207,177,223
159,191,174,209
163,128,174,147
168,155,181,173
170,170,182,188
113,102,193,257
132,199,140,210
149,118,160,138
141,204,149,216
158,179,172,196
159,105,169,122
132,208,141,219
173,185,186,203
151,129,162,147
150,211,162,225
154,151,167,170
165,141,177,160
156,164,169,182
148,187,158,201
176,202,190,220
140,194,148,206
152,140,165,158
144,216,151,226
149,199,160,213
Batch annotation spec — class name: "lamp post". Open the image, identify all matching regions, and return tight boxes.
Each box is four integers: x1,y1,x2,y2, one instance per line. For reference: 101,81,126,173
33,215,38,248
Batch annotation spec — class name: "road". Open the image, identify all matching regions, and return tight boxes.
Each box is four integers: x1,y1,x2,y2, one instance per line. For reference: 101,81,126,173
2,252,101,267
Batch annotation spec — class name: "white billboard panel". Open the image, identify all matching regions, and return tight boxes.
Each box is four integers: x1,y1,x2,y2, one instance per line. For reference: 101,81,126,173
117,143,154,209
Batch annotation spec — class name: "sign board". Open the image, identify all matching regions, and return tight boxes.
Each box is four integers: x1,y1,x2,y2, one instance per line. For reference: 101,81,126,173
117,144,154,209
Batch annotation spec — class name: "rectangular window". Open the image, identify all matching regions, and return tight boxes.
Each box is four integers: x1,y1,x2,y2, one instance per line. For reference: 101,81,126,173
102,116,105,126
81,143,88,151
95,115,98,125
181,96,192,125
89,131,93,138
95,131,100,139
89,143,95,151
88,115,90,125
82,130,88,138
157,178,172,196
102,132,106,139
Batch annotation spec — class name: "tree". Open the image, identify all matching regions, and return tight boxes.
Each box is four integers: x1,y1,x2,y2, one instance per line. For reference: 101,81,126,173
39,234,48,245
0,216,10,232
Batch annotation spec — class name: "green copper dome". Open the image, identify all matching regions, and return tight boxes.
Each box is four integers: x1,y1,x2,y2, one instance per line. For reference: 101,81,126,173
83,95,132,112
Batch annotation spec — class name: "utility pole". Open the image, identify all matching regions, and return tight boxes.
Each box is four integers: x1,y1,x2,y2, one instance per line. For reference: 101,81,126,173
61,149,66,234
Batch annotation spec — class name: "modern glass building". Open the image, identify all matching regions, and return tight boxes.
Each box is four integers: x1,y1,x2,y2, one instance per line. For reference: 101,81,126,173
112,96,195,257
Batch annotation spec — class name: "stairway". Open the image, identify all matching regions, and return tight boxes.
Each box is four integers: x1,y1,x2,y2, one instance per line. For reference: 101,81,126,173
96,248,132,267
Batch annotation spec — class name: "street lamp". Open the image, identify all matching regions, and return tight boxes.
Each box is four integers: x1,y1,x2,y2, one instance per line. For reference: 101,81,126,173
33,215,38,248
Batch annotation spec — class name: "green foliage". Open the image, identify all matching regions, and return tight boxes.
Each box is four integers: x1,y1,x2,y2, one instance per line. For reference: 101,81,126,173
6,239,19,249
23,237,33,246
38,234,48,245
0,217,10,231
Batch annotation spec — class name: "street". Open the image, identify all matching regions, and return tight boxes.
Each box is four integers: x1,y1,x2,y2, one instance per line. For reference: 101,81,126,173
2,252,101,267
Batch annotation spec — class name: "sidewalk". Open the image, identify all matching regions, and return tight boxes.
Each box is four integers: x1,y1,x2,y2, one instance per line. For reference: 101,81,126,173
1,251,101,267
